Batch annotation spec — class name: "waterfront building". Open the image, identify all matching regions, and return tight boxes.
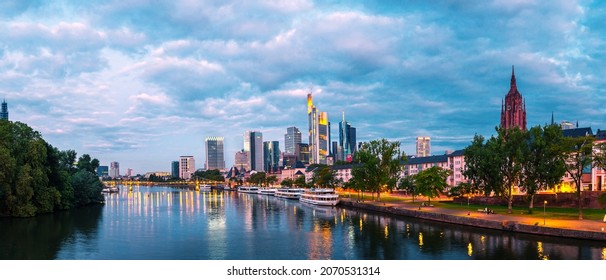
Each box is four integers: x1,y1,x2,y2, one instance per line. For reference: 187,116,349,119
307,92,329,164
1,99,8,121
244,131,263,171
339,113,357,162
446,150,467,187
400,150,467,189
332,164,361,183
205,137,225,171
179,156,195,180
416,136,431,157
171,161,179,178
296,143,310,165
500,66,527,131
284,127,301,155
263,141,280,173
110,162,120,179
96,166,109,177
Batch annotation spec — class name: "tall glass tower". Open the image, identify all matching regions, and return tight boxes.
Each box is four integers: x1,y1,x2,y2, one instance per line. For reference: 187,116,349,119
1,99,8,121
284,127,301,155
307,91,329,164
339,112,356,162
205,137,225,170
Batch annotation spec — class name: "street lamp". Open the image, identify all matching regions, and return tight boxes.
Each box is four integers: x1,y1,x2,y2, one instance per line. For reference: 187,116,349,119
467,194,471,216
543,200,547,225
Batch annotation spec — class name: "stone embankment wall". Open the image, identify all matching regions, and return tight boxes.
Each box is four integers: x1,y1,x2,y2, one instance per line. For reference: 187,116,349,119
452,191,606,209
340,201,606,241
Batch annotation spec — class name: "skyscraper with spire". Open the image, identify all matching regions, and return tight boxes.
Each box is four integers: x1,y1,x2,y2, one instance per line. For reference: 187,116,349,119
1,99,8,121
339,112,356,162
500,66,527,131
307,89,329,164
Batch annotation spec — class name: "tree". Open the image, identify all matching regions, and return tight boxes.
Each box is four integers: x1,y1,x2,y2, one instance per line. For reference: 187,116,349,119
248,172,267,186
463,134,504,197
351,139,404,201
562,135,594,220
281,178,294,187
311,165,339,188
496,127,526,214
520,124,566,213
414,166,451,205
397,175,417,202
293,175,307,188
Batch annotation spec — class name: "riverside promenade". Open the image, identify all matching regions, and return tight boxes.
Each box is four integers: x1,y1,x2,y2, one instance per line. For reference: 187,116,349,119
340,196,606,242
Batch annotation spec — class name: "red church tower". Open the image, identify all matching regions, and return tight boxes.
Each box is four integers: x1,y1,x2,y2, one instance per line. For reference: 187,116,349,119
500,66,527,131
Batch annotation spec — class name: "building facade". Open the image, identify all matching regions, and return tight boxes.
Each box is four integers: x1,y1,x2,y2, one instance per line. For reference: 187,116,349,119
307,92,329,164
416,136,431,157
339,113,357,162
205,137,225,170
96,166,109,177
171,161,179,178
501,66,527,131
179,156,195,180
235,150,250,171
1,99,7,121
243,131,263,171
263,141,280,173
110,162,120,179
296,143,310,165
284,127,301,155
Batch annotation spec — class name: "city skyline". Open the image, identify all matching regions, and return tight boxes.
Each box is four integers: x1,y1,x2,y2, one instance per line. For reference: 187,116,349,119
1,1,605,173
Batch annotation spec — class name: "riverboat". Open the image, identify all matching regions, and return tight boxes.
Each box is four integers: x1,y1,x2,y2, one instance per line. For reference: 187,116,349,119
101,187,119,194
257,188,277,196
198,184,212,191
238,186,260,193
275,188,304,200
299,188,339,206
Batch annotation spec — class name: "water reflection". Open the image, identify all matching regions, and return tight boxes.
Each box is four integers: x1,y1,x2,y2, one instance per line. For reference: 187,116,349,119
2,186,606,260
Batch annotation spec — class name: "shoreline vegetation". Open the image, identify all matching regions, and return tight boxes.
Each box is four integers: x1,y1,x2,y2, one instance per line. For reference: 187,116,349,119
0,120,104,218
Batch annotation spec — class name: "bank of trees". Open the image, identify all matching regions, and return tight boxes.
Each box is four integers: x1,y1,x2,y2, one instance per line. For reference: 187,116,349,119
463,124,606,219
0,121,103,217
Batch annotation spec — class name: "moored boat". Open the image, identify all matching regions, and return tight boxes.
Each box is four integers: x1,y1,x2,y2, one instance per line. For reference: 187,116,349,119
238,186,260,193
257,188,277,196
198,184,212,191
101,186,119,194
275,188,304,199
299,188,339,206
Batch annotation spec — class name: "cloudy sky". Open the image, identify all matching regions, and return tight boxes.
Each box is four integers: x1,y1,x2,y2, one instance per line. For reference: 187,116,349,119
1,0,605,174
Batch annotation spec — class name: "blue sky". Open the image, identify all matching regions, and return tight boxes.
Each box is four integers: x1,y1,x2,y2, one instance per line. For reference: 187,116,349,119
1,0,605,174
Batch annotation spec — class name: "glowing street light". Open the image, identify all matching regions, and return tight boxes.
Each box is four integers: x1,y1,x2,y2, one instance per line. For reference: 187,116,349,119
543,200,547,225
467,194,471,216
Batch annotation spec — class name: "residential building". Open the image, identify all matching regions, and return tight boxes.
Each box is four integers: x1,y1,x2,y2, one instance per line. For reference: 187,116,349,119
400,150,467,189
205,137,225,170
500,66,527,131
416,136,431,157
263,141,280,173
284,127,301,155
110,162,120,178
179,156,195,180
1,99,7,121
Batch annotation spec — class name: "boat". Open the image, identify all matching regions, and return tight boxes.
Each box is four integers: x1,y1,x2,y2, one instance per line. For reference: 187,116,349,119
257,188,277,196
275,188,304,200
299,188,340,206
198,184,212,191
101,186,119,194
238,186,260,193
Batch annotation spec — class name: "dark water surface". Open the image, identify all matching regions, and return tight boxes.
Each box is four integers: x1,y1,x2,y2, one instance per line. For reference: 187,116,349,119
1,186,605,260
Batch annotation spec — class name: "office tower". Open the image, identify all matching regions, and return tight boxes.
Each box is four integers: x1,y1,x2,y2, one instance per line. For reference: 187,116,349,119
416,136,431,157
1,99,8,121
244,131,264,171
500,65,527,131
125,168,134,177
179,156,195,180
110,162,120,178
263,141,280,173
332,141,338,158
96,166,109,177
205,137,225,170
297,143,310,164
339,112,357,162
235,150,250,171
284,127,301,155
171,161,179,178
307,92,329,164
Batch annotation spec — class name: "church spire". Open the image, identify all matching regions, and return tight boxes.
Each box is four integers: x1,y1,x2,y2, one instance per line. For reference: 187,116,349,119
510,65,517,89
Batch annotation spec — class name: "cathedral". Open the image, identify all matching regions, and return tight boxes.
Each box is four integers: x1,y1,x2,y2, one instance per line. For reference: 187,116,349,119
500,66,527,131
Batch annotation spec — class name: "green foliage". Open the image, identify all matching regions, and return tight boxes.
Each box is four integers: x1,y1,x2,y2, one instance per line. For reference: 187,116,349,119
414,166,451,204
598,194,606,209
311,165,341,188
281,178,294,187
294,175,307,188
350,139,404,201
192,169,225,182
0,121,103,217
561,134,595,219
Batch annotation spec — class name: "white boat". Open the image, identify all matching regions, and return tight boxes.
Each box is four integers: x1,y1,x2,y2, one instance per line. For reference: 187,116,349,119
257,188,277,196
198,184,212,191
101,187,119,194
238,186,259,193
275,188,304,200
299,188,340,206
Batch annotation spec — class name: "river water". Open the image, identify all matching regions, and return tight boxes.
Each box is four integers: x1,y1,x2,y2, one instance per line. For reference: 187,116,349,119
1,186,605,260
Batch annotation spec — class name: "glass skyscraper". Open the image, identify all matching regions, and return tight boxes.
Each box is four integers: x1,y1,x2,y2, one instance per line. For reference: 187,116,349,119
205,137,225,170
1,99,8,121
284,127,301,155
263,141,280,173
308,92,329,164
339,113,357,162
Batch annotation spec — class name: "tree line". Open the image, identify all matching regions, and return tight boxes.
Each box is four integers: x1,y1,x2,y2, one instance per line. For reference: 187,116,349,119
0,121,104,217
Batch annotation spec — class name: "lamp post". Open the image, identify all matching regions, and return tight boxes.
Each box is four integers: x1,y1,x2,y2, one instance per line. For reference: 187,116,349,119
543,200,547,225
467,194,471,216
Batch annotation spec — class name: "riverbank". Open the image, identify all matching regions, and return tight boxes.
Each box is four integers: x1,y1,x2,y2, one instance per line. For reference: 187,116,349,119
340,199,606,242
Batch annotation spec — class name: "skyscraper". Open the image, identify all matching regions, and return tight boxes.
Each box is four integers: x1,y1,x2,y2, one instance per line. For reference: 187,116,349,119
110,162,120,178
416,136,431,157
297,143,310,164
171,161,179,178
179,156,195,180
284,127,301,155
205,137,225,170
307,91,329,164
500,65,527,131
339,112,357,162
235,150,250,171
244,131,264,171
263,141,280,173
97,166,109,177
1,99,8,121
